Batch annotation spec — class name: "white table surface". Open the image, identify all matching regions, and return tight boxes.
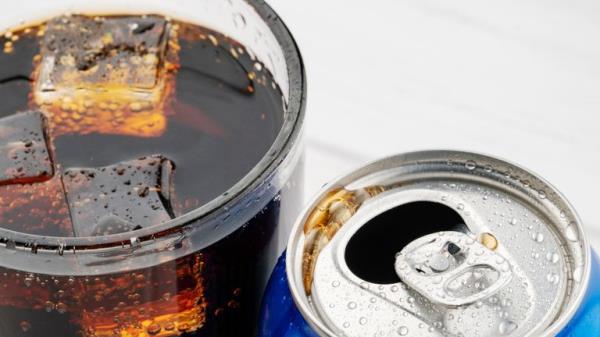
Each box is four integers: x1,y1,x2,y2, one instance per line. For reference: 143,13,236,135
269,0,600,249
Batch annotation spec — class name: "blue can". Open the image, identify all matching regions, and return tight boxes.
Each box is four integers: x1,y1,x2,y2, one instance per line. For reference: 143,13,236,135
261,251,600,336
259,151,600,337
259,254,319,337
558,250,600,336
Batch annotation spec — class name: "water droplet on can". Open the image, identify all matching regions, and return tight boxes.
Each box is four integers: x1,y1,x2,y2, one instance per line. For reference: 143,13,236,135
397,326,409,335
498,320,518,335
565,222,579,242
465,160,477,170
479,232,499,250
546,252,559,264
532,232,544,243
546,273,560,285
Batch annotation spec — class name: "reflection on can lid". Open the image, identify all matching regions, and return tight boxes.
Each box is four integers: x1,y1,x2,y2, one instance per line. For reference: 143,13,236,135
287,151,590,337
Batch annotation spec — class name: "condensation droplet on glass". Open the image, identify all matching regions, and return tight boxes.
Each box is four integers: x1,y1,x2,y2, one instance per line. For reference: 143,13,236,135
232,13,246,29
56,302,67,314
44,301,54,312
20,321,31,332
130,237,141,247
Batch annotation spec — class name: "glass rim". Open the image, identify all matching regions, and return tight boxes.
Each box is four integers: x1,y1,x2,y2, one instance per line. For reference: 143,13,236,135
0,0,306,252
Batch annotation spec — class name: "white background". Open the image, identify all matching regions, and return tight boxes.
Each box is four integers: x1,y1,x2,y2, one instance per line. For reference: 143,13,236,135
269,0,600,248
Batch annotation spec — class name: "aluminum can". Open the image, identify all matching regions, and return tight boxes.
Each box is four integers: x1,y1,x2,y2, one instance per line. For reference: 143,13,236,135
260,150,600,337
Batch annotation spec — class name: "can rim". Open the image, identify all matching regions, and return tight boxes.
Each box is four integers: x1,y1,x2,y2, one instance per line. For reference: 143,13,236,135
286,149,591,337
0,0,307,251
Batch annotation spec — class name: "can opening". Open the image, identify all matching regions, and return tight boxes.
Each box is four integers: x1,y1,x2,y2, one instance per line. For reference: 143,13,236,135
344,201,467,284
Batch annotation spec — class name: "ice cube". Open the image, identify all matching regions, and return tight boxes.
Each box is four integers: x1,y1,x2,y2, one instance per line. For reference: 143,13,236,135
32,15,179,137
0,111,53,184
0,174,73,236
0,111,73,236
63,155,175,237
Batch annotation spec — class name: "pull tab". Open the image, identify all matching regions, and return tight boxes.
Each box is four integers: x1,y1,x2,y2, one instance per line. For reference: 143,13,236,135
395,231,513,307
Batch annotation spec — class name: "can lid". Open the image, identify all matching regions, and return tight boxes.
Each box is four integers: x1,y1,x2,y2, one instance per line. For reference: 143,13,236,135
395,231,513,307
287,151,590,337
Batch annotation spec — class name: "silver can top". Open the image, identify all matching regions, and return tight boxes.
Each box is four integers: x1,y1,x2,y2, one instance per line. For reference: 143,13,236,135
287,150,591,337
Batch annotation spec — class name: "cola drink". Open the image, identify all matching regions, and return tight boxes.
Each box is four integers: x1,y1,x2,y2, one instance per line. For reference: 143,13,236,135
0,9,304,337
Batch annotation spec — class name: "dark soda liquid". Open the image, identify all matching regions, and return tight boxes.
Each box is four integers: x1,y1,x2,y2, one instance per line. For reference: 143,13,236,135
0,15,301,337
0,16,285,226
